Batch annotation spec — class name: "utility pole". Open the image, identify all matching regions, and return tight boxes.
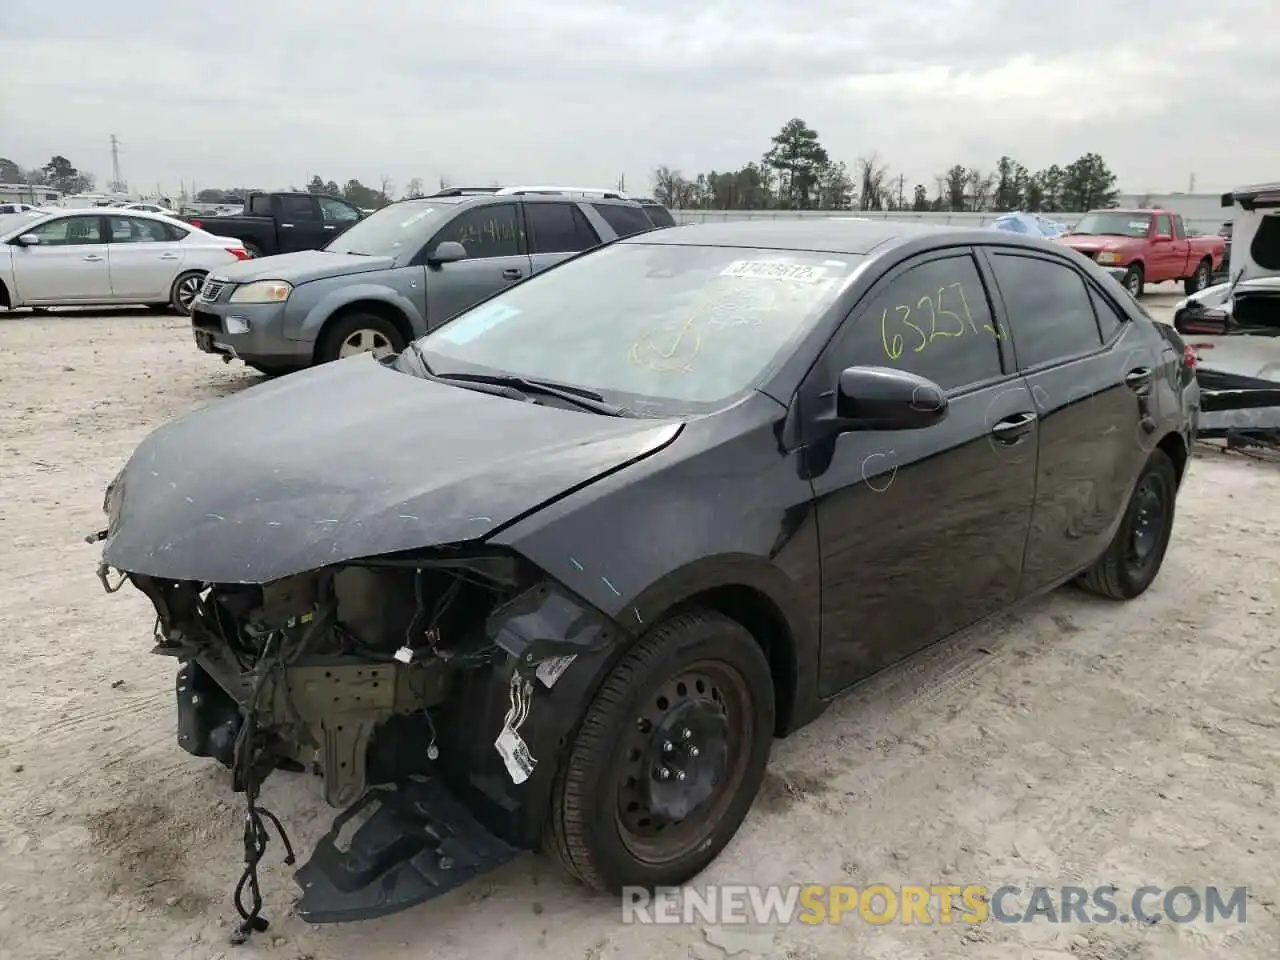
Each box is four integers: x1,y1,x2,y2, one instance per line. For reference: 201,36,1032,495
1188,172,1196,193
109,134,127,194
897,174,905,209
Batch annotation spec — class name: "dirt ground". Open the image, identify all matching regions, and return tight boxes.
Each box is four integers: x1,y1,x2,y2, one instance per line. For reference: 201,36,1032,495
1,288,1277,960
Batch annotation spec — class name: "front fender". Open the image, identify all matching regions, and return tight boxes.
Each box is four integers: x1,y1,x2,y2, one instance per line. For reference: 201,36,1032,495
285,284,425,341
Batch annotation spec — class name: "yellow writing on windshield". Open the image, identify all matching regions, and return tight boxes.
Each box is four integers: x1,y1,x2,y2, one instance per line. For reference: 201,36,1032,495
630,314,701,373
880,282,1003,361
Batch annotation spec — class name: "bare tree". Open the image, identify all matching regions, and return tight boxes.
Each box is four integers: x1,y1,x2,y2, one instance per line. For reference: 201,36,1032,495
403,177,425,199
856,153,890,211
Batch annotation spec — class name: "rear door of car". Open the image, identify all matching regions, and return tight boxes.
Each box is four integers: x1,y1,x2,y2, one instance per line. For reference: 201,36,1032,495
420,201,533,327
104,215,186,300
276,194,325,252
799,246,1039,694
979,245,1153,594
523,200,603,274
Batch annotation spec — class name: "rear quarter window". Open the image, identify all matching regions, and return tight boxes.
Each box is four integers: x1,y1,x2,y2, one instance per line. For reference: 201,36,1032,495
641,205,677,228
590,203,654,238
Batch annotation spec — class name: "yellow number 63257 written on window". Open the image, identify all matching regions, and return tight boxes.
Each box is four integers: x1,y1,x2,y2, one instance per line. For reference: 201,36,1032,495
880,283,1004,361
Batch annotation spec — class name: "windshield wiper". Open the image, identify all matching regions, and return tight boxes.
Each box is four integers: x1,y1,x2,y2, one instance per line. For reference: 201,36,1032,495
434,372,629,416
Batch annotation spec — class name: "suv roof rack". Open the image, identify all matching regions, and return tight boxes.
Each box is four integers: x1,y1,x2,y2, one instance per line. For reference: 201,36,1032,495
495,185,632,199
428,186,502,197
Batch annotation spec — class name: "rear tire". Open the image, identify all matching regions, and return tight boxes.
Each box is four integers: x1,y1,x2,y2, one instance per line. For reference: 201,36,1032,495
1184,259,1211,296
242,241,263,259
545,609,775,894
1077,448,1177,600
1122,263,1145,298
314,311,406,365
169,271,206,316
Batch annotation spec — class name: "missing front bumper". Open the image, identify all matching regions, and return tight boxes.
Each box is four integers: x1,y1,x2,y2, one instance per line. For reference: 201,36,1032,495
295,777,519,924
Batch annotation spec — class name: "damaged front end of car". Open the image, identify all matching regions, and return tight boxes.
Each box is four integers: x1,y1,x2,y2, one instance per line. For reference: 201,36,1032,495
89,523,624,938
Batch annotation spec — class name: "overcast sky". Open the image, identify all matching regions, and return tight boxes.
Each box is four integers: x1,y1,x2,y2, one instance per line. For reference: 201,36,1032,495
3,0,1276,197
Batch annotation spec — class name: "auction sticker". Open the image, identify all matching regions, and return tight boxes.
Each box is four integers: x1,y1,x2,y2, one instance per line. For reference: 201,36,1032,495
720,261,827,283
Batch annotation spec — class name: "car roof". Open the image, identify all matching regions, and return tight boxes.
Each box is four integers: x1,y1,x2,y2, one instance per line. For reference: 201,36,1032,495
620,217,1081,258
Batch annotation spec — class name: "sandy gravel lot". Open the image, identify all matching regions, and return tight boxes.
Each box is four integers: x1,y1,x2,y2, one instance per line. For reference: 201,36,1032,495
1,290,1277,960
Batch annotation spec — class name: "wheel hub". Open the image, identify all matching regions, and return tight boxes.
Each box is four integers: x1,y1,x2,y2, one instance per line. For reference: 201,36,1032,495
1129,479,1163,563
644,701,728,822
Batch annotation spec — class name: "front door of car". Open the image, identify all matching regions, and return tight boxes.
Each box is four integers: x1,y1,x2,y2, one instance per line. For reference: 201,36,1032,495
317,196,363,243
800,248,1039,696
10,214,112,302
277,195,325,252
105,215,186,300
420,202,533,328
980,248,1151,594
524,201,603,274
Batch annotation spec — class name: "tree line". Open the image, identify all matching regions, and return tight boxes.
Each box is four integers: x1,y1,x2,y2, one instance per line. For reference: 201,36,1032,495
0,155,95,195
651,118,1121,214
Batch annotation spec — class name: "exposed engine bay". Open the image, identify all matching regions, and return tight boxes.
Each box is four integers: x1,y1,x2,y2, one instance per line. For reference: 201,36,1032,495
93,547,620,939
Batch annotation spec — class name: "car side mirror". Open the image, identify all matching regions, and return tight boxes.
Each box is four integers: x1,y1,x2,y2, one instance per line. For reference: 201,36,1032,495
426,240,467,265
1154,234,1172,243
1173,304,1230,336
14,234,40,247
835,365,947,430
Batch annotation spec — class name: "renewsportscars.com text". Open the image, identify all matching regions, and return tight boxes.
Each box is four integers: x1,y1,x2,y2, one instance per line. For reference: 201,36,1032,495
622,884,1249,926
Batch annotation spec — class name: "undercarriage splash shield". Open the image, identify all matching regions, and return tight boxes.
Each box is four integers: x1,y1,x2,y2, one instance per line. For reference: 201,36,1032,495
294,776,518,923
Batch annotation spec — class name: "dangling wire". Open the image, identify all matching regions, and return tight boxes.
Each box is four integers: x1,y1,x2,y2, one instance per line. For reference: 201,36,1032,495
227,632,297,946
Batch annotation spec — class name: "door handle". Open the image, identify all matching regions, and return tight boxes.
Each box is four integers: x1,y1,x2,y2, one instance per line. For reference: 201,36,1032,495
82,255,104,262
159,253,180,260
323,225,336,230
280,223,294,228
990,411,1038,441
502,268,523,279
1124,367,1153,391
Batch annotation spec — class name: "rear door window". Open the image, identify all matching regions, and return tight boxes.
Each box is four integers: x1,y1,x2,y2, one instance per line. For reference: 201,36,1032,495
590,202,654,238
525,202,600,254
641,204,677,227
279,195,319,221
988,252,1103,368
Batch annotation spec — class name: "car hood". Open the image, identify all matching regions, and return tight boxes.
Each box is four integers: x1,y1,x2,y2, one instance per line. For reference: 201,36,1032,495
102,357,682,584
1058,235,1137,254
208,250,396,285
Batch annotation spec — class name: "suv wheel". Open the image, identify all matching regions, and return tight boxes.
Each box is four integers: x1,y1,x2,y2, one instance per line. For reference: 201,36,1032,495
315,311,406,365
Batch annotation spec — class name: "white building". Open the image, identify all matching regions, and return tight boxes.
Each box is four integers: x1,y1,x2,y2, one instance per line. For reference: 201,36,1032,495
0,182,62,206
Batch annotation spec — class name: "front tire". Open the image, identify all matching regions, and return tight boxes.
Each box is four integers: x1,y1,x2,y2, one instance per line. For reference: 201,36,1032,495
546,609,775,893
1122,263,1145,298
1184,259,1211,296
1077,448,1178,600
314,311,406,365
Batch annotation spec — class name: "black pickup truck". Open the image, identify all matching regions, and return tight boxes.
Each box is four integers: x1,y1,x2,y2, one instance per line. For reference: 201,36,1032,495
186,191,366,258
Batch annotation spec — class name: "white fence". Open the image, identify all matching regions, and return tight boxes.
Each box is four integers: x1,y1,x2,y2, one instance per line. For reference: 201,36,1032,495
669,208,1227,236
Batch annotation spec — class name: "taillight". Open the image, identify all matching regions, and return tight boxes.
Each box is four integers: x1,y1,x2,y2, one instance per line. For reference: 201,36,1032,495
1183,344,1200,369
188,219,202,228
227,247,251,261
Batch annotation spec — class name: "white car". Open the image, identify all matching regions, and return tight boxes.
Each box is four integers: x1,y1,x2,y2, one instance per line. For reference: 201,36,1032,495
122,202,180,217
1170,182,1280,439
0,208,250,316
0,202,40,215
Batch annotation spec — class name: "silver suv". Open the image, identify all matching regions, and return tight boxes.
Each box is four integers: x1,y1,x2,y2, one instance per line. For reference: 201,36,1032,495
189,186,675,375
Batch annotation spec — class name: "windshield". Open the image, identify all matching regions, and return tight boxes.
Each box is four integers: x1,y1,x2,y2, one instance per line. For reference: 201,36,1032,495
410,242,862,415
1071,212,1152,238
0,210,50,238
324,200,450,261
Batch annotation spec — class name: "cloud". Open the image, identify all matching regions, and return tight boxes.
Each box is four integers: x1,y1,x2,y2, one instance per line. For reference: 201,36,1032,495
1,0,1274,197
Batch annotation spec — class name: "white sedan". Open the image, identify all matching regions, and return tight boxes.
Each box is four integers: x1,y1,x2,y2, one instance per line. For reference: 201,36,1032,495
0,208,250,316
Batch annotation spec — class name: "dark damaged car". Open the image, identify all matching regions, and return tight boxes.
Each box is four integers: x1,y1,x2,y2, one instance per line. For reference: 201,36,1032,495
92,218,1197,939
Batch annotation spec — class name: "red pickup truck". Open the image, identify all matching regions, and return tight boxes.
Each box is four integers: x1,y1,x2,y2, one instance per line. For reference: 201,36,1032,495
1057,208,1226,298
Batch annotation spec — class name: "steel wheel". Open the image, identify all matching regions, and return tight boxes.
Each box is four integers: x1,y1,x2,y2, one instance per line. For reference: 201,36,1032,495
1124,266,1143,297
1124,472,1168,581
614,660,753,865
338,328,395,359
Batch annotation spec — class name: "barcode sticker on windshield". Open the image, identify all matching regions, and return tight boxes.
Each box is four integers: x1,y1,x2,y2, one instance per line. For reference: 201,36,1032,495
721,261,827,283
